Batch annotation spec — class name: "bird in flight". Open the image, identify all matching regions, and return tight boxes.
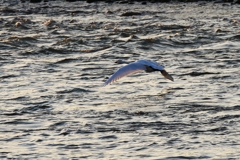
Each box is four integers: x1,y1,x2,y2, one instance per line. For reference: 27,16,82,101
104,59,174,86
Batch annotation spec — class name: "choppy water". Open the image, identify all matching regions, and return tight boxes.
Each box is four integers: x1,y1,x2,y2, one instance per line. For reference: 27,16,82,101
0,1,240,159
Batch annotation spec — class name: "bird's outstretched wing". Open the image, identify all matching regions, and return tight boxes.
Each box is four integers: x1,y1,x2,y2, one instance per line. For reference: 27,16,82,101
104,62,146,86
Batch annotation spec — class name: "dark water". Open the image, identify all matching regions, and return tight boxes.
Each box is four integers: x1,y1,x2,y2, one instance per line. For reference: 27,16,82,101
0,1,240,159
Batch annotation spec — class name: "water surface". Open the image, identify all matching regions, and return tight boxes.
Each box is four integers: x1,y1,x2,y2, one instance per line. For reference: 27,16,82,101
0,1,240,159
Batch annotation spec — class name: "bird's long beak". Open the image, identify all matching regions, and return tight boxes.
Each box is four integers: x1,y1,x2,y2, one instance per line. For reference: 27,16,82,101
160,70,174,81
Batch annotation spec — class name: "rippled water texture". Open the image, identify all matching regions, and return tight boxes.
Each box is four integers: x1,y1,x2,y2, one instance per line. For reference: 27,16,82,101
0,1,240,159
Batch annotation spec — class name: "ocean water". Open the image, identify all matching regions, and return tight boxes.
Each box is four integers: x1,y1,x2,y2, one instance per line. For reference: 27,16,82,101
0,1,240,159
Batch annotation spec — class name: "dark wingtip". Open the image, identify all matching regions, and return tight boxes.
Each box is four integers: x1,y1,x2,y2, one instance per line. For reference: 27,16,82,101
160,70,174,82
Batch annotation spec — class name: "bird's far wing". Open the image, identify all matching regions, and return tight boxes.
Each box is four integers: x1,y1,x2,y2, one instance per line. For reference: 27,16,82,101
137,60,164,71
104,63,146,86
160,70,174,81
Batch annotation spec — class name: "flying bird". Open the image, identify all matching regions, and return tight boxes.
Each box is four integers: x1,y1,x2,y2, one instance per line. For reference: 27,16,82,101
104,59,174,86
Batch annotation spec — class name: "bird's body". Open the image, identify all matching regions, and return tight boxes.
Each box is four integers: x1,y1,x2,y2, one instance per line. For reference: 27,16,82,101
104,59,174,86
